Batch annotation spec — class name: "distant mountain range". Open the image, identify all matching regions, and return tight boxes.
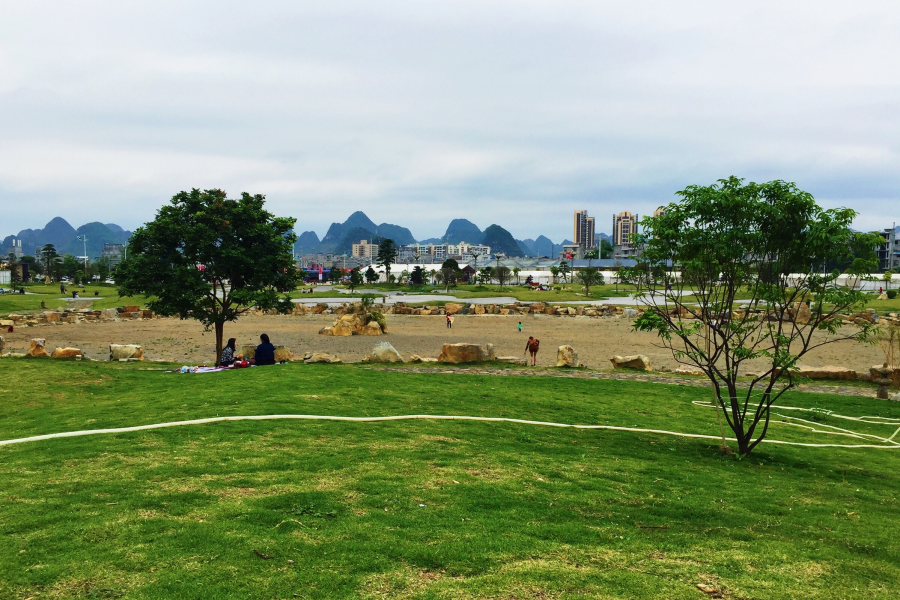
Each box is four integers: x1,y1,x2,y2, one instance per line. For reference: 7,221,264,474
295,212,597,258
3,212,611,261
2,217,131,259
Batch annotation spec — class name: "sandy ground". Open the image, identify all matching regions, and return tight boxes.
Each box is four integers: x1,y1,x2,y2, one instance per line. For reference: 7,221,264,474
0,313,887,372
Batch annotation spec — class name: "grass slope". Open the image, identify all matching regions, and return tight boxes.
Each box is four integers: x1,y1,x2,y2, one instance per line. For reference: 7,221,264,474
0,360,898,599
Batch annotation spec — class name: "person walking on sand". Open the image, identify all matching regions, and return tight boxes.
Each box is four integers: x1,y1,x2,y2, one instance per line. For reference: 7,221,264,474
517,321,523,333
523,336,540,366
446,313,454,329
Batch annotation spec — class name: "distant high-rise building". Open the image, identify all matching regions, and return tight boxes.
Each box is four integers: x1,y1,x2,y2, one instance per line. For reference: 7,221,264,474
6,239,23,260
573,210,596,253
653,207,666,217
351,240,378,260
612,211,639,258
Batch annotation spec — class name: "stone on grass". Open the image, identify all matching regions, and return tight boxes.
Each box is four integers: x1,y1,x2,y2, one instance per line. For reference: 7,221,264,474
891,391,900,402
304,353,341,364
438,343,496,364
623,308,638,318
496,356,527,365
610,354,651,371
26,339,50,358
409,354,439,363
274,346,293,362
793,365,856,380
364,341,404,363
52,347,83,359
109,344,143,361
556,345,579,367
674,365,704,375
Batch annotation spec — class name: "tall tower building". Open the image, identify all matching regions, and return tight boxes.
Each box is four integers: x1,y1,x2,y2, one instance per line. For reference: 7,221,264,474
612,211,638,255
573,210,596,253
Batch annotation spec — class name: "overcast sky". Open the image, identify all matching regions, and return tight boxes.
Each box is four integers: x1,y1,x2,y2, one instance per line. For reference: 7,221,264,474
1,1,898,242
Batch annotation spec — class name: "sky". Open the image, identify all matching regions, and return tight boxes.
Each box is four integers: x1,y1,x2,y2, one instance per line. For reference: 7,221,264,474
1,1,898,242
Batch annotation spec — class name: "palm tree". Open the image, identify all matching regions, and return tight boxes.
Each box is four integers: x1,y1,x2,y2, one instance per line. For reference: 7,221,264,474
512,267,520,285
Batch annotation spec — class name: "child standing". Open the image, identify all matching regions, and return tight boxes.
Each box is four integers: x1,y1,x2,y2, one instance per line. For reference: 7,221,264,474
517,322,523,333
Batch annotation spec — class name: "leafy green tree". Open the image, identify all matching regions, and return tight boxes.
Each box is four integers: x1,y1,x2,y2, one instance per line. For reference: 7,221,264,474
585,248,599,269
600,239,613,259
41,244,61,281
626,176,881,456
558,260,571,283
512,267,520,285
440,258,461,293
410,266,425,286
95,256,112,282
549,266,559,283
365,266,379,284
478,267,493,285
883,270,893,291
494,266,511,290
349,267,363,292
376,239,398,284
116,188,300,364
329,267,344,283
61,254,80,279
576,267,603,296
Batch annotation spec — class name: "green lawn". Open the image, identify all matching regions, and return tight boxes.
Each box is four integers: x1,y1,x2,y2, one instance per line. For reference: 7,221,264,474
0,283,150,317
1,360,898,599
299,283,638,302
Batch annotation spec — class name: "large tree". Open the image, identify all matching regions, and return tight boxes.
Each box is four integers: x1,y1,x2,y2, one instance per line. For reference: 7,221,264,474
116,188,300,364
440,258,460,293
625,177,880,456
576,267,603,296
376,239,398,284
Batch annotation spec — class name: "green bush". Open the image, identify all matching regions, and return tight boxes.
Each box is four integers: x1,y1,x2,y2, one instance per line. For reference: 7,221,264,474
369,310,387,332
887,290,898,299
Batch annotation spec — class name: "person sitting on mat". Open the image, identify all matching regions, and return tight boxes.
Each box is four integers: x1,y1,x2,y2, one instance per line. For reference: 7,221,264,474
220,338,238,367
250,333,276,366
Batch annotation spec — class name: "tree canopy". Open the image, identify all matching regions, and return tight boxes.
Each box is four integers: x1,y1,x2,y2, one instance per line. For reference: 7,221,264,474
116,188,300,364
624,176,881,456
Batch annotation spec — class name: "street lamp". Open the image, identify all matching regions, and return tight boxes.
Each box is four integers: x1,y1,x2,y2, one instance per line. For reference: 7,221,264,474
76,235,88,271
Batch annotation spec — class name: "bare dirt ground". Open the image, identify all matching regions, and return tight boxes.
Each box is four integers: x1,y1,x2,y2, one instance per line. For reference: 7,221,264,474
0,313,886,372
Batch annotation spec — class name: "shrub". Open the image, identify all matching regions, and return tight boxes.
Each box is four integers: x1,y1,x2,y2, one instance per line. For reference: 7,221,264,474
369,310,387,332
887,290,898,299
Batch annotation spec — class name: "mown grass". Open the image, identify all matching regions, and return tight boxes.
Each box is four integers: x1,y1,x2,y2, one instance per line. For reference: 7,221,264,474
0,283,150,317
0,360,898,599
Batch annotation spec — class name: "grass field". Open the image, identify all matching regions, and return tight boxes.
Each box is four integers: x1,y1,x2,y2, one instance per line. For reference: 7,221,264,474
293,283,637,302
1,360,898,598
0,283,150,317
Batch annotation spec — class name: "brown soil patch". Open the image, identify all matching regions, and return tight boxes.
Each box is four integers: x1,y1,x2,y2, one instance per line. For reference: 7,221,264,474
0,314,885,372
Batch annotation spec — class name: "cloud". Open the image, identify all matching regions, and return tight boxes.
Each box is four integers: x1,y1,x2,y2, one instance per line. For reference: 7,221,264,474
1,0,898,242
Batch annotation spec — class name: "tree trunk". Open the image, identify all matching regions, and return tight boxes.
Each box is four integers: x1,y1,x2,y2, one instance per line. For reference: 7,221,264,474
214,321,224,366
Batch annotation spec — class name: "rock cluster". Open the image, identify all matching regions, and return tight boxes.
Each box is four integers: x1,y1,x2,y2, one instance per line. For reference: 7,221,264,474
1,306,155,328
319,313,384,336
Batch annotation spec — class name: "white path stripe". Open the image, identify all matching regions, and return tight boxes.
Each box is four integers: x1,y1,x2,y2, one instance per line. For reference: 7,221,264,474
1,414,899,449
